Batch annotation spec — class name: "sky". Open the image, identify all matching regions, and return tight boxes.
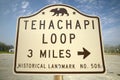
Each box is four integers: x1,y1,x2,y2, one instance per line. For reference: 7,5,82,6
0,0,120,46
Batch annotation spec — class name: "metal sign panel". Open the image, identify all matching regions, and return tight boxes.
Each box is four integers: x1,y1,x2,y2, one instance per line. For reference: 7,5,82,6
14,4,105,74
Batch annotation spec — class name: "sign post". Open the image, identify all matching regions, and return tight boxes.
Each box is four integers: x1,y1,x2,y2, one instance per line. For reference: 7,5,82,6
54,75,63,80
14,4,105,74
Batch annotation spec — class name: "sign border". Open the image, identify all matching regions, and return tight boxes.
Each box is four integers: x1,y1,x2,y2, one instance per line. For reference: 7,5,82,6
14,4,105,74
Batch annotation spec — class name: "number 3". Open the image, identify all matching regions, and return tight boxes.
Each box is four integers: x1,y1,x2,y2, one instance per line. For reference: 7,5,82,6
27,49,33,58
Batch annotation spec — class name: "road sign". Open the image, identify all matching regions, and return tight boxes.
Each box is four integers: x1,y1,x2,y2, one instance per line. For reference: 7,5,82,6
14,4,105,74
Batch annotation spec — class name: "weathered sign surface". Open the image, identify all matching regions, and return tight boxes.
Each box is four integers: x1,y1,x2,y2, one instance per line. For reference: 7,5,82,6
14,4,105,74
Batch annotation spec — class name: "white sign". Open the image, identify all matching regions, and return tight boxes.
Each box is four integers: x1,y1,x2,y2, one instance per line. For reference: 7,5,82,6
14,4,105,74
